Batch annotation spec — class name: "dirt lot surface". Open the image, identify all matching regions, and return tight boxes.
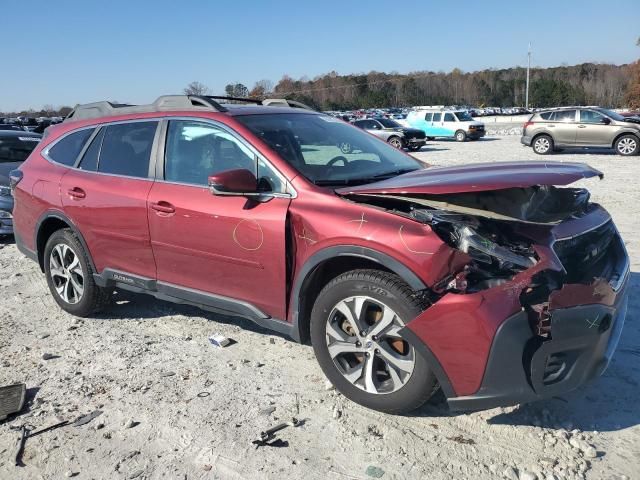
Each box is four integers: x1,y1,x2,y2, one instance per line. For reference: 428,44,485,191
0,135,638,480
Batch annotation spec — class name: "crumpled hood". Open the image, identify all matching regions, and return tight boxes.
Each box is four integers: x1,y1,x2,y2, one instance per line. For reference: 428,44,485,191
336,161,603,195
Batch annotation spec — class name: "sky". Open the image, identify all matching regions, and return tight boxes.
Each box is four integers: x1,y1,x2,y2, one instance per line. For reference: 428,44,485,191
1,0,638,112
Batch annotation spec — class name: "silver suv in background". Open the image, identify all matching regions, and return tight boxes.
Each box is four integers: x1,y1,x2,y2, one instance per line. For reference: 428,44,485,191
521,107,640,156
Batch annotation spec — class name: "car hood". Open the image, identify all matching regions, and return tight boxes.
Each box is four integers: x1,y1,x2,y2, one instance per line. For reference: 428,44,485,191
336,161,603,195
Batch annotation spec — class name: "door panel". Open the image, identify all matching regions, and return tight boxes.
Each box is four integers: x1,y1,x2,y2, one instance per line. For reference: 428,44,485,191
576,110,616,146
60,170,156,277
548,110,577,145
147,183,290,319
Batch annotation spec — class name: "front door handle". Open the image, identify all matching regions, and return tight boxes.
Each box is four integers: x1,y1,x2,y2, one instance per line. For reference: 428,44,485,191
150,201,175,214
577,125,587,128
67,187,86,199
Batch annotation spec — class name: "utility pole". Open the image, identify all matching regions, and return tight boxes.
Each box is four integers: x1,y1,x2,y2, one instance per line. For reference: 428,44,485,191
525,43,531,109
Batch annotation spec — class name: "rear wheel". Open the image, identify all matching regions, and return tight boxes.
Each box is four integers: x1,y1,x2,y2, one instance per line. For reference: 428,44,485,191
533,134,554,155
615,135,639,156
387,136,403,149
455,130,467,142
44,229,112,317
310,269,438,414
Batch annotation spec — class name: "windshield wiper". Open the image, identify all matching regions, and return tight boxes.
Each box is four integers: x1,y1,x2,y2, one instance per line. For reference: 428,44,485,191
313,168,419,187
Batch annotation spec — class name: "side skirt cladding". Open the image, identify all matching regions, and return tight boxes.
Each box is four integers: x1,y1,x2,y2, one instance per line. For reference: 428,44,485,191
94,268,295,338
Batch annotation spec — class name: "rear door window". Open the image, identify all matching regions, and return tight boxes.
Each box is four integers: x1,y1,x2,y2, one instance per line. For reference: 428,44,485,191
97,122,157,178
77,128,104,171
47,128,95,166
555,110,576,122
432,113,442,122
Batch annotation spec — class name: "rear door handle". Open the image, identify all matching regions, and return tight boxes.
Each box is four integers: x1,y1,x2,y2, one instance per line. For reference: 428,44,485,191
67,187,86,199
578,125,587,128
150,201,175,214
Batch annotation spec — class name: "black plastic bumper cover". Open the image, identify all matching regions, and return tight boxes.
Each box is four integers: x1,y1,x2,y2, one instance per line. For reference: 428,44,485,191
447,288,628,411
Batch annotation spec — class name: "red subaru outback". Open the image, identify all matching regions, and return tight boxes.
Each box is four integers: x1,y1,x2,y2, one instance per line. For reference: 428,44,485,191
10,96,629,414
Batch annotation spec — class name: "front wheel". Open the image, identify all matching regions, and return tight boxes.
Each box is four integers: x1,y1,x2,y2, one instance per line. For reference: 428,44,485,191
455,130,467,142
310,270,438,414
408,144,422,152
615,135,639,156
387,136,403,149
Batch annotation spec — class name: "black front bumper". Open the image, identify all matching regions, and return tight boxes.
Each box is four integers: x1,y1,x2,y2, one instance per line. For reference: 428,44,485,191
468,129,485,139
447,279,628,411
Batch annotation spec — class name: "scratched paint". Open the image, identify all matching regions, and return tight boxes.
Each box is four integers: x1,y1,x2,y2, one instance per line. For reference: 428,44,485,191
232,219,264,251
398,225,433,255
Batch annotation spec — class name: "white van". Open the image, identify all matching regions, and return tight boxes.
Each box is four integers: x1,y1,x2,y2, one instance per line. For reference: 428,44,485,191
406,109,485,141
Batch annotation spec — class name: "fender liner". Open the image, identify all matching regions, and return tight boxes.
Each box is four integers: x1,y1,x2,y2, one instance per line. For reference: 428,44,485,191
289,245,426,342
34,210,97,273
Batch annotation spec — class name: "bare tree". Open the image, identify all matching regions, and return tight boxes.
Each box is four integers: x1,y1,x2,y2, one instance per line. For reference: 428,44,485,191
183,81,211,96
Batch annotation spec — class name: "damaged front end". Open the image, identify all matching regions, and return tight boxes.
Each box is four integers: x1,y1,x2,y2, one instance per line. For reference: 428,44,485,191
340,182,630,410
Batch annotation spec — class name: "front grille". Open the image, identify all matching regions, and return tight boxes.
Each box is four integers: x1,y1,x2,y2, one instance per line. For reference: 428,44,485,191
553,221,616,282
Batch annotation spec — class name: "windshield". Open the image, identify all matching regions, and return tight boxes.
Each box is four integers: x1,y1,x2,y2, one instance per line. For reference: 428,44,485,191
596,108,625,122
235,113,423,185
454,111,474,121
377,118,402,128
0,135,40,163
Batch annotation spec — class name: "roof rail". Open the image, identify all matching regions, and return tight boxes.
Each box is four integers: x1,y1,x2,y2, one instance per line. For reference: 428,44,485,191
262,98,314,110
64,95,228,122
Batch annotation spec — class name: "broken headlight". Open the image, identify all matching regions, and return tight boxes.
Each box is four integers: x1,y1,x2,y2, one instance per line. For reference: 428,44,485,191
455,225,536,270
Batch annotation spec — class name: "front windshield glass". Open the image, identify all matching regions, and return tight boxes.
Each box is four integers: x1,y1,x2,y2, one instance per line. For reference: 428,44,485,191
235,113,423,185
377,118,402,128
0,135,40,163
454,111,473,121
596,108,625,121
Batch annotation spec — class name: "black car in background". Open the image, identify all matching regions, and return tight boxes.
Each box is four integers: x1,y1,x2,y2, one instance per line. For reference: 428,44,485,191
0,130,41,235
353,117,427,151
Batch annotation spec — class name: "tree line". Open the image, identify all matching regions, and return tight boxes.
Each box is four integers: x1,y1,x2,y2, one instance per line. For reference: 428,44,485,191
271,63,636,110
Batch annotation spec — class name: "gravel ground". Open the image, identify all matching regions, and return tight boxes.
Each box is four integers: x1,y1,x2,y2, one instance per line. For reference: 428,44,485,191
0,135,638,480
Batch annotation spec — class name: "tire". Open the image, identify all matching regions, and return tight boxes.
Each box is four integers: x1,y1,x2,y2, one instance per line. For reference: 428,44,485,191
408,144,422,152
44,228,112,317
614,135,639,156
310,269,438,414
455,130,467,142
532,134,554,155
387,136,403,149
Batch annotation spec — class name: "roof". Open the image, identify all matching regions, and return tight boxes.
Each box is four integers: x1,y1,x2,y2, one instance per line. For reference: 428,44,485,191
64,95,315,123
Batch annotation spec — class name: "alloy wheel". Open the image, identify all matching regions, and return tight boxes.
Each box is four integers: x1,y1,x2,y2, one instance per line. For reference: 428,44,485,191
389,138,402,149
49,243,84,304
617,137,637,155
325,296,415,394
534,137,550,153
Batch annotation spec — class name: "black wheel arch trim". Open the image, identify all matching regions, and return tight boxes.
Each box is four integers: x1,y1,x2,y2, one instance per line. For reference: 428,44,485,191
289,245,427,343
397,325,456,398
34,210,97,273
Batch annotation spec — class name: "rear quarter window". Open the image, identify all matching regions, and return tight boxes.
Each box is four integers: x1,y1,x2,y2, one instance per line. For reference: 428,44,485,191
47,128,95,166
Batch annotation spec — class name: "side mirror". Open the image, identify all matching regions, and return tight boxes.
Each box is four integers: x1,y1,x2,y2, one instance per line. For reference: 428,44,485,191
600,117,611,125
208,169,258,196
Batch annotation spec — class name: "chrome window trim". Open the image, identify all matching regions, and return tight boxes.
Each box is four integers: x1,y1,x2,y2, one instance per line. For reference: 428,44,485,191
158,117,297,198
42,118,162,181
